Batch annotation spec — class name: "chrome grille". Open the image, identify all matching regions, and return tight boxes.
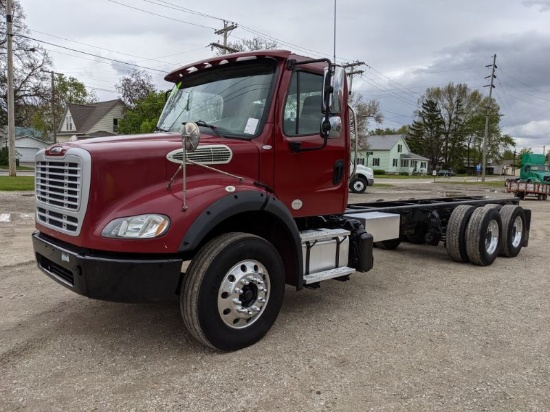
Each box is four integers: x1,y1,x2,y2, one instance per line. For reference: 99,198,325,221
166,145,233,165
35,161,82,210
34,148,91,236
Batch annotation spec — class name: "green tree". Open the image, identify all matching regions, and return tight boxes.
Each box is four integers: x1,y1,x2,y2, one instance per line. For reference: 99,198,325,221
117,91,165,134
370,126,408,135
407,99,445,170
408,83,513,171
31,74,97,138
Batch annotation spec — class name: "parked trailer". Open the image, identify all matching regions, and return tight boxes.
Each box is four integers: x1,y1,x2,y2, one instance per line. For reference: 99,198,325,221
506,180,549,200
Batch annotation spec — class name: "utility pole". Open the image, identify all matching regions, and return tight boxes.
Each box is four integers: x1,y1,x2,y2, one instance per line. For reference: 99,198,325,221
6,0,16,177
210,21,238,55
343,61,364,94
481,54,497,182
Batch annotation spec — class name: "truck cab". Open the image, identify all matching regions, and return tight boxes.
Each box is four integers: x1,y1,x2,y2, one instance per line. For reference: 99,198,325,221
520,153,550,184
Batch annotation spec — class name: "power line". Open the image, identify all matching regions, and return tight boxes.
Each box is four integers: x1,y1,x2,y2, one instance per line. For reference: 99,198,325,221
17,34,167,73
106,0,217,31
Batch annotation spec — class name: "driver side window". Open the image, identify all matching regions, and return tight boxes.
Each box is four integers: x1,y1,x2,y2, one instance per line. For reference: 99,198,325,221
283,71,323,136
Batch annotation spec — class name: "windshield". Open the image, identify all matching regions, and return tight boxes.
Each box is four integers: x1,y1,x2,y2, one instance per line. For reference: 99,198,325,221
157,60,277,138
531,165,550,172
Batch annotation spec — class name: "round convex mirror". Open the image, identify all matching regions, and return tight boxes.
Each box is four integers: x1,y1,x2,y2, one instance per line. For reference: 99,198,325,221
182,122,200,151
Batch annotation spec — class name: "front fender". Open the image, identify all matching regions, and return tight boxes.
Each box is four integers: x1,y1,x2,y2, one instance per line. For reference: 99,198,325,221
179,190,304,287
180,190,299,250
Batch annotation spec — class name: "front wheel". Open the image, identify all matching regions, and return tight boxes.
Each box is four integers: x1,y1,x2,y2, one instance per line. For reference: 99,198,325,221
349,177,368,193
181,232,285,351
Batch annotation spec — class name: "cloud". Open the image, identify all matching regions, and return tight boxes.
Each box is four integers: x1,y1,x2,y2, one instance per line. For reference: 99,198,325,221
522,0,550,12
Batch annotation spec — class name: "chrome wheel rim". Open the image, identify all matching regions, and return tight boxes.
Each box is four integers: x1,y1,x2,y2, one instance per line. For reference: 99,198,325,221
485,220,500,254
511,215,523,248
352,180,365,192
218,260,270,329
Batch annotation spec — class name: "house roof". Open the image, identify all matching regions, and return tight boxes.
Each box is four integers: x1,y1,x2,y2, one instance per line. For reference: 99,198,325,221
400,153,430,161
367,134,404,151
61,99,124,134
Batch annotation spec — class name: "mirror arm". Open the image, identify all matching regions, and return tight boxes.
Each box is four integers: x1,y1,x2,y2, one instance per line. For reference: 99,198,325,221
348,104,358,177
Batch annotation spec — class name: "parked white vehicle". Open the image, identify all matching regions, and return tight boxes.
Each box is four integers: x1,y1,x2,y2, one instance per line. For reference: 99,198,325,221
349,164,374,193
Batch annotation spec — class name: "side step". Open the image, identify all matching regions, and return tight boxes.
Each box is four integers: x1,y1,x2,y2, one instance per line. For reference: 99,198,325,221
303,266,356,284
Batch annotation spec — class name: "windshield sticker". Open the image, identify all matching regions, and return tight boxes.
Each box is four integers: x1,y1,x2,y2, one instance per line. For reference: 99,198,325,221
244,118,259,134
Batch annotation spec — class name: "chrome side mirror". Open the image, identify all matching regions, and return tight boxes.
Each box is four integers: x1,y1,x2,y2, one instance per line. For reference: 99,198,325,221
322,66,345,115
182,122,200,151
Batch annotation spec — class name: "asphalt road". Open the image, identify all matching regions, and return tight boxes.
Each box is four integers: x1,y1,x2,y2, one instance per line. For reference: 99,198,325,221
1,182,549,411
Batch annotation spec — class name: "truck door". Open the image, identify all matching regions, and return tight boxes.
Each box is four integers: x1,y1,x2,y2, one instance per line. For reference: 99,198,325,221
273,69,348,217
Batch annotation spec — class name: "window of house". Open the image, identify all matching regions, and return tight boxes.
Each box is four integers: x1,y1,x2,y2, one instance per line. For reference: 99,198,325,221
283,71,324,136
66,115,73,131
358,158,365,165
113,118,119,133
392,159,398,167
397,144,402,153
372,158,380,167
400,159,409,168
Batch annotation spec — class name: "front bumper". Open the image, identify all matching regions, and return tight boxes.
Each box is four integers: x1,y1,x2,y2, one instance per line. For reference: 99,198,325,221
32,231,183,303
367,178,374,186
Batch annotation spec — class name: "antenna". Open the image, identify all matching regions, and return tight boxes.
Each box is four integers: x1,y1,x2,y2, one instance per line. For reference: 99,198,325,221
333,0,337,63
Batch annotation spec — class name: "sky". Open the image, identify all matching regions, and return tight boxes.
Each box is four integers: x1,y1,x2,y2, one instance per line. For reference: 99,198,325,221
19,0,550,152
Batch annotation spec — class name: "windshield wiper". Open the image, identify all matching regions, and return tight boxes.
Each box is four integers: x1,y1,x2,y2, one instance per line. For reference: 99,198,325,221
195,120,222,137
154,126,170,132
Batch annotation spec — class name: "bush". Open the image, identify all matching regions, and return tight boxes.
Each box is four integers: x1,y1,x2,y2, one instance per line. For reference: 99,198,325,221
373,169,386,175
0,147,8,165
399,171,410,176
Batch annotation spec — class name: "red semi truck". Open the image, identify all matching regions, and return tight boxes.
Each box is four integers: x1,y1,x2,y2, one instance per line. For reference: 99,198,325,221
32,50,531,351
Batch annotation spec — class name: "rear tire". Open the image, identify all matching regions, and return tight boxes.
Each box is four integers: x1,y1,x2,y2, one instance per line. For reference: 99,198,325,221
446,205,475,263
465,207,502,266
181,232,285,351
499,205,526,258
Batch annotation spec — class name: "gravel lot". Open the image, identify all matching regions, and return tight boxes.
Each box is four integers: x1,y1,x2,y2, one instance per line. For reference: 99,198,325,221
1,181,549,411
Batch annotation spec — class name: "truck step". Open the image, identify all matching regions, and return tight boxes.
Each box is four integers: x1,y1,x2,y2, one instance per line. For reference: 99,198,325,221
303,266,356,284
300,228,350,243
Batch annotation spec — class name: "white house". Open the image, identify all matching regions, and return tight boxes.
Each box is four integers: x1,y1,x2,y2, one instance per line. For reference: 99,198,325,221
359,134,430,175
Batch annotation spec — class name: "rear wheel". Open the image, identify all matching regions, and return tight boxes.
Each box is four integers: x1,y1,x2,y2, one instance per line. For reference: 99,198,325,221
181,232,285,351
499,205,526,258
349,177,368,193
446,205,475,263
465,207,502,266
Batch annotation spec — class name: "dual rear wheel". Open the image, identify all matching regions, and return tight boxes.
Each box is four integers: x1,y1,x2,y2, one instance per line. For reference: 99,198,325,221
446,204,526,266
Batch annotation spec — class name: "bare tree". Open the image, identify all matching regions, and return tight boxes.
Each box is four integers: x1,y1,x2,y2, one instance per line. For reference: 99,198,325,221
214,36,278,56
350,93,383,150
0,0,52,129
115,69,157,108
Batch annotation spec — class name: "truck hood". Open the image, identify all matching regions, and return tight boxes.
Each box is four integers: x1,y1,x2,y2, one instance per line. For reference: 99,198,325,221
43,132,262,216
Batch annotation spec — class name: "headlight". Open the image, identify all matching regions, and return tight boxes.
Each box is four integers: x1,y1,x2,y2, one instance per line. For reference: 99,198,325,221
102,214,170,239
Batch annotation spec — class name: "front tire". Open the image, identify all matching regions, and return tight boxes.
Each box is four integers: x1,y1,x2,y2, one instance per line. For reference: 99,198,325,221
181,232,285,351
349,177,367,193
